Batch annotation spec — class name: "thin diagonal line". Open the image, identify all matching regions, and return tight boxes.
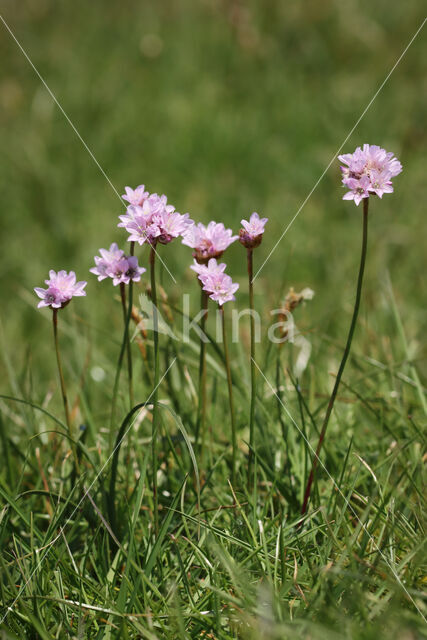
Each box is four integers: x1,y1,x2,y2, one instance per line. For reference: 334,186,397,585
253,358,426,622
253,17,427,283
0,14,123,205
0,13,177,284
0,357,176,624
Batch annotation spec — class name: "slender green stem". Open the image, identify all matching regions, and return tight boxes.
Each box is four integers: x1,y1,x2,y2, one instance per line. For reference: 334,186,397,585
195,287,209,458
128,242,135,407
52,309,80,475
221,305,237,484
150,244,160,535
301,198,369,517
120,283,134,410
247,248,256,489
109,241,135,450
124,241,136,498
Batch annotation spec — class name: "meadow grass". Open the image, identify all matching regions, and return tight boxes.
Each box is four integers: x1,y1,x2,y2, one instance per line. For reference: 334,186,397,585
0,275,425,638
0,2,426,638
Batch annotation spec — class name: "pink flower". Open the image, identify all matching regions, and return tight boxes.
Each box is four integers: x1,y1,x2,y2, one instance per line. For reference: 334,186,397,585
239,212,268,248
90,243,124,281
118,203,161,245
338,144,402,205
110,256,146,286
195,258,239,306
155,210,193,245
122,185,149,207
368,169,394,198
118,193,193,246
34,286,64,309
190,258,227,278
35,270,87,309
342,175,371,206
90,246,145,286
182,221,238,262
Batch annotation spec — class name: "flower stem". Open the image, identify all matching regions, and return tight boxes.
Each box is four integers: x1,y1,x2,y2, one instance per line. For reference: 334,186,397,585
119,283,134,410
150,244,160,535
247,248,256,489
195,287,209,457
128,242,135,408
109,242,135,450
52,309,80,475
221,305,237,485
300,198,369,517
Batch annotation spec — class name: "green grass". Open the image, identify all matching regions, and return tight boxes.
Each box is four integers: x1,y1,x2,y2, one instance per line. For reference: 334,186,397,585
0,1,426,638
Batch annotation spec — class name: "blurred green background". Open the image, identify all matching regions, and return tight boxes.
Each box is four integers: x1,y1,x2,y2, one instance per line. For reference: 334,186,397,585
0,0,426,388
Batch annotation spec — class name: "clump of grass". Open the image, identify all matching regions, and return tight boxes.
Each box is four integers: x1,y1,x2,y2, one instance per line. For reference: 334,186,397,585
1,138,426,639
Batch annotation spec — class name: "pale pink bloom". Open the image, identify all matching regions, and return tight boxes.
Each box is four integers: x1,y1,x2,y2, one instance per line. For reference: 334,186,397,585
91,246,145,285
182,221,238,261
118,201,151,230
35,270,87,309
195,258,239,306
110,256,146,286
239,212,268,248
338,144,402,205
122,185,149,206
190,258,227,278
119,204,162,245
119,194,193,246
362,144,402,177
368,169,394,198
155,210,193,245
147,193,175,215
203,273,239,306
342,175,371,206
339,147,367,178
90,243,124,281
34,286,63,309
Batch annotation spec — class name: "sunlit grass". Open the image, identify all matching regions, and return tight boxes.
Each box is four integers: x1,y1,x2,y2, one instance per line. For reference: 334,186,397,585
0,2,426,638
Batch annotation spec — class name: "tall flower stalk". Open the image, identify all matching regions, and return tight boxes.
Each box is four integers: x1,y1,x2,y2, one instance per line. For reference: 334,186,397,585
196,287,209,457
91,243,145,448
118,186,194,535
220,304,237,483
52,309,80,475
149,244,160,535
34,269,87,475
239,212,268,488
122,240,136,409
119,282,134,409
184,222,238,460
247,248,256,485
301,144,402,517
193,258,239,483
301,199,368,515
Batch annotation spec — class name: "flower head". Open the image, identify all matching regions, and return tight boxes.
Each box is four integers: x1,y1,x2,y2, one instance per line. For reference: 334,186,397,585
90,246,145,286
122,184,149,207
195,258,239,306
342,175,371,206
118,193,193,246
155,209,193,245
368,169,394,198
90,243,124,281
182,221,238,262
35,270,87,309
109,256,146,286
339,144,402,205
239,212,268,248
190,258,227,278
119,203,161,245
